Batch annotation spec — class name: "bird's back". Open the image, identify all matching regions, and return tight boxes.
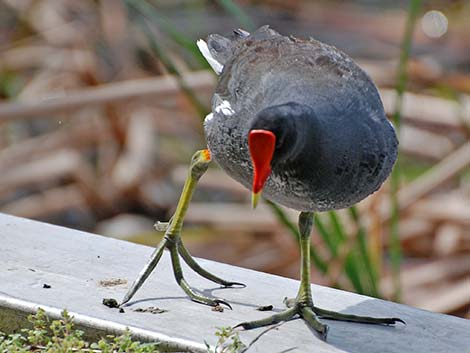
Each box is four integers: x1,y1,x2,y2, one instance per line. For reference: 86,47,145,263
204,26,398,211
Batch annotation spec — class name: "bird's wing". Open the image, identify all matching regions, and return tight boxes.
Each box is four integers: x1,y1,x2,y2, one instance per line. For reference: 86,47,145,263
197,39,224,74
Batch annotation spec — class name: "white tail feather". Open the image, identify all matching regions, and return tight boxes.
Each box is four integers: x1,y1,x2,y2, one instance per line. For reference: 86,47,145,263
197,39,223,74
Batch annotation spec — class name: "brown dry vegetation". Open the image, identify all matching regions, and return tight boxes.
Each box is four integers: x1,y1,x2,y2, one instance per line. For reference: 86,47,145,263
0,0,468,318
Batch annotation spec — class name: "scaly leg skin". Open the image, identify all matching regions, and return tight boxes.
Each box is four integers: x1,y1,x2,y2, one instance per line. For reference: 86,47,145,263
236,212,404,340
120,149,244,309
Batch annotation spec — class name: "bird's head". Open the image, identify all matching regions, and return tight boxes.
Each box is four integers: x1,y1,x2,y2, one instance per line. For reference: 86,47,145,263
248,102,314,208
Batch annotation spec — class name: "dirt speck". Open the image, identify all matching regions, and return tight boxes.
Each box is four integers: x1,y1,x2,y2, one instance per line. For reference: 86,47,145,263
119,308,125,313
98,278,127,287
133,306,167,314
212,304,224,313
102,298,119,308
43,283,51,289
256,305,273,311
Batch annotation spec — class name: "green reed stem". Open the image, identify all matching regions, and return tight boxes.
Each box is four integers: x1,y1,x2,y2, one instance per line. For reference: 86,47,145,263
215,0,256,31
125,0,209,119
266,201,327,274
389,0,423,302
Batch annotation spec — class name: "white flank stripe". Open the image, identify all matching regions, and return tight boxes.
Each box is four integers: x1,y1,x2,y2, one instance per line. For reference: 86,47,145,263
215,100,234,116
204,112,214,123
196,39,223,74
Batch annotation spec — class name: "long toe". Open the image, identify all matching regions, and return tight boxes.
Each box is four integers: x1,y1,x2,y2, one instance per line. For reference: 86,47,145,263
222,281,246,288
301,307,329,340
214,299,233,310
235,306,298,330
177,241,245,288
313,306,405,326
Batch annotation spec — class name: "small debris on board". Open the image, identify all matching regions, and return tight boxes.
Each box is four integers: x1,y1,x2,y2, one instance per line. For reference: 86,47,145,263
212,304,224,312
102,298,120,308
119,308,125,313
133,306,167,314
42,283,51,289
98,278,128,287
256,305,274,311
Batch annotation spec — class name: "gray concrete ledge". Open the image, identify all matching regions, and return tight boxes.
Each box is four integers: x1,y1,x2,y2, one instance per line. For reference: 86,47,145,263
0,213,469,352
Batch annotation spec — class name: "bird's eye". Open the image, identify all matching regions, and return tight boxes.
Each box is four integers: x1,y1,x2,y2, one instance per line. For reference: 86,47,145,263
276,136,284,150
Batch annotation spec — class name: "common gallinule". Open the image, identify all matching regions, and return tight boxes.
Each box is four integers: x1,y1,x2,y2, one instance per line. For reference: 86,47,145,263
120,26,402,339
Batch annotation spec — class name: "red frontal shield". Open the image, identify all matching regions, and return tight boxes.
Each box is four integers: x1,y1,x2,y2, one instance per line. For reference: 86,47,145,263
248,129,276,207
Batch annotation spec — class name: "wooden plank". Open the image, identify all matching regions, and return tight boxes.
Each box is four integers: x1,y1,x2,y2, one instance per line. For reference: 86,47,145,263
0,150,95,195
1,68,468,134
185,202,298,231
408,279,470,314
379,142,470,222
0,113,106,170
397,142,470,211
0,71,215,120
380,89,470,129
0,185,86,219
434,224,466,256
171,166,247,196
381,256,470,296
409,195,470,226
399,125,454,160
0,213,469,352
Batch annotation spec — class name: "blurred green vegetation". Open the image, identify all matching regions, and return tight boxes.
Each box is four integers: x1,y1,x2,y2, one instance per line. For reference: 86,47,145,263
0,71,23,99
389,0,423,301
0,308,161,353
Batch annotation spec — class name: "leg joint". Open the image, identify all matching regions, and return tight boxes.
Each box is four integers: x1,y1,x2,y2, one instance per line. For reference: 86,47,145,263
164,234,180,247
299,211,314,238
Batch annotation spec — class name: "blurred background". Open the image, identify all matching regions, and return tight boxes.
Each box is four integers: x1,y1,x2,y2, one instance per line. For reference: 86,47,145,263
0,0,468,319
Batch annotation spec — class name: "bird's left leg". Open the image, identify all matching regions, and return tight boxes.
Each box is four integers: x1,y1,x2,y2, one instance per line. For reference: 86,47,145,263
236,212,328,338
236,212,403,340
120,149,243,308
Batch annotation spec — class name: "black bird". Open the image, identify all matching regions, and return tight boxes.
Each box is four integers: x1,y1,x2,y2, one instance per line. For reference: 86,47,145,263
120,26,402,339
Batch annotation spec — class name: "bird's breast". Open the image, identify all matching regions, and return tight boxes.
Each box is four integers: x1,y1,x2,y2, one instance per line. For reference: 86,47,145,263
205,106,397,212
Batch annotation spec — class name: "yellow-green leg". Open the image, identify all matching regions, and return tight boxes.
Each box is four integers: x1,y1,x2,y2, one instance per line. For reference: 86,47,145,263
120,150,243,309
236,212,404,340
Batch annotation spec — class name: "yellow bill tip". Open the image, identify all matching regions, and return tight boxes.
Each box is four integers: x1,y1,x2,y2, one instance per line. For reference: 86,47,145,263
251,192,261,209
201,149,211,162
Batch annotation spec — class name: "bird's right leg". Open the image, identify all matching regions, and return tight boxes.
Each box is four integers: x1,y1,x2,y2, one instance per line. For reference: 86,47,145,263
236,212,402,339
120,149,243,308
